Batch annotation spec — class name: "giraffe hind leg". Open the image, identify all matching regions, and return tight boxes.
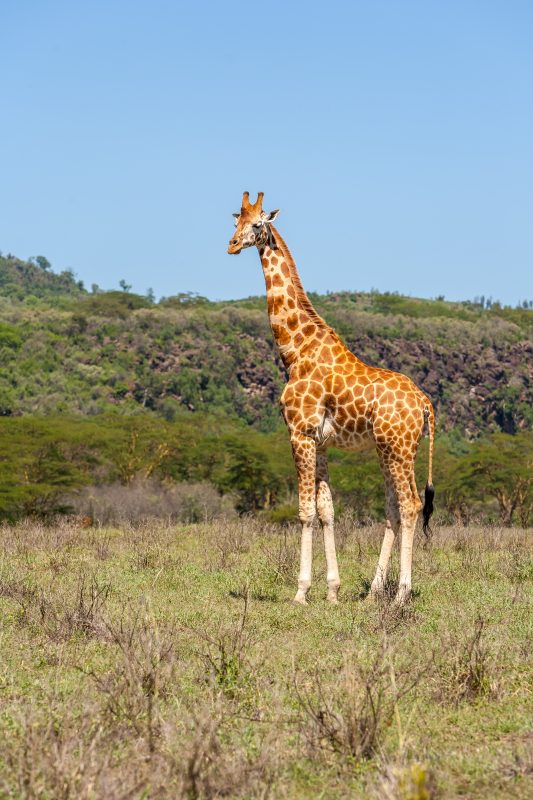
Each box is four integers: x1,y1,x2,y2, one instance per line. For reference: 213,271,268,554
370,477,400,598
393,462,422,606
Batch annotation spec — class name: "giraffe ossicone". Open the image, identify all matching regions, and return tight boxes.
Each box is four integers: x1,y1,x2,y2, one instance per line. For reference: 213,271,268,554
228,192,435,606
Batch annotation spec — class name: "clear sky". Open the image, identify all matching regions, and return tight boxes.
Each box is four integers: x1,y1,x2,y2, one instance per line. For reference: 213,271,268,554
1,1,532,305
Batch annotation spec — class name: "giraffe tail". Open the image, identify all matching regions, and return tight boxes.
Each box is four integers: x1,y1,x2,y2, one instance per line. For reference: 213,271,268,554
422,404,435,537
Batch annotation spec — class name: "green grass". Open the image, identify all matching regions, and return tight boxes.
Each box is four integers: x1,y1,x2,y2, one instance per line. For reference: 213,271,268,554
0,519,531,798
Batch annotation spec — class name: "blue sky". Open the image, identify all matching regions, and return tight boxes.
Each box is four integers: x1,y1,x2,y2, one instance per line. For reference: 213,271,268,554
1,1,532,305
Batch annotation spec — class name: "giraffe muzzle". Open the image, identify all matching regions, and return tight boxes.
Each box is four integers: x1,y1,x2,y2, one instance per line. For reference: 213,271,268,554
228,238,242,254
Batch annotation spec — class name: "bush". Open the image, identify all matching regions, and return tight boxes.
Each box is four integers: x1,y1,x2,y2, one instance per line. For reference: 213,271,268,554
69,478,236,525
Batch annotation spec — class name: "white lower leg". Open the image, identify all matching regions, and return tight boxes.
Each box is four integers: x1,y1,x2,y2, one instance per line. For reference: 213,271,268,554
316,472,339,602
371,521,395,595
294,523,313,604
395,521,415,604
323,523,340,602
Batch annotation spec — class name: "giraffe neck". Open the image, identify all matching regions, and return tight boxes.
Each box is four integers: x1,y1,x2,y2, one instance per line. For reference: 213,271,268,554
258,226,336,369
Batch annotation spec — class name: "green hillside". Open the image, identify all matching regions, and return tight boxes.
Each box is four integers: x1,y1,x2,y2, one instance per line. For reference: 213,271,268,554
0,252,531,434
0,253,85,300
0,253,531,524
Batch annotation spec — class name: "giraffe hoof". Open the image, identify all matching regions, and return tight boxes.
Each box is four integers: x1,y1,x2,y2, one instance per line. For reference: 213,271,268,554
293,593,308,606
392,586,412,607
365,585,384,603
327,582,340,604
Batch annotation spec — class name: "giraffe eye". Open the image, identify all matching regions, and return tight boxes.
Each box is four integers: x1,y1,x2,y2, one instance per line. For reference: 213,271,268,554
252,222,262,231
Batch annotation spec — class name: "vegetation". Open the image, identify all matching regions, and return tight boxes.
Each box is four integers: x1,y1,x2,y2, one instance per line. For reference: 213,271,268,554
0,255,530,796
0,518,531,798
0,251,531,525
0,414,530,525
1,253,531,433
0,252,84,300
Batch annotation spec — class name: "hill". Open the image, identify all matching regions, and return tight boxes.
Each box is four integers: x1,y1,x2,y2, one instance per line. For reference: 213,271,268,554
0,252,531,435
0,252,85,300
0,253,531,524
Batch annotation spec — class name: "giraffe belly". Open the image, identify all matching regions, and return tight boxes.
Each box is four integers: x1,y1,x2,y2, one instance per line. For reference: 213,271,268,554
333,425,375,452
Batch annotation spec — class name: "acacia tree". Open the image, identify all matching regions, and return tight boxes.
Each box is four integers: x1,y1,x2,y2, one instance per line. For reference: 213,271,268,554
0,430,85,520
453,432,532,526
220,439,282,513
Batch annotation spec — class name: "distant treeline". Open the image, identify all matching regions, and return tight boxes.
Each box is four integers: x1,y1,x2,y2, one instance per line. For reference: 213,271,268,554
0,415,530,526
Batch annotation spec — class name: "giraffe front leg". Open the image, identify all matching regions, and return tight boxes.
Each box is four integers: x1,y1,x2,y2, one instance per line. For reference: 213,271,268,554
316,450,340,603
291,434,317,606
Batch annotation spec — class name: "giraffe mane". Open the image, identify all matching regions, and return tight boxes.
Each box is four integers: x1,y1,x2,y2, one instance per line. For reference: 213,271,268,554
270,226,336,334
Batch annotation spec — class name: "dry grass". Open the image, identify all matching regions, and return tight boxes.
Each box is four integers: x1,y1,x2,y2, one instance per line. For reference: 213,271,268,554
0,519,531,798
294,635,429,764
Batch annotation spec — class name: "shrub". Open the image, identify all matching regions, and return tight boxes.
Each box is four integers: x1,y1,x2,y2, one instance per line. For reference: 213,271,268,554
294,637,423,765
69,477,235,525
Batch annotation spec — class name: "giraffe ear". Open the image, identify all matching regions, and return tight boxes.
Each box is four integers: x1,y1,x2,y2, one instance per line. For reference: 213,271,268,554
232,213,240,220
267,209,279,222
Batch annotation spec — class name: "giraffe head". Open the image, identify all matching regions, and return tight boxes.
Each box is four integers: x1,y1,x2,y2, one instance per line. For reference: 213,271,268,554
228,191,279,254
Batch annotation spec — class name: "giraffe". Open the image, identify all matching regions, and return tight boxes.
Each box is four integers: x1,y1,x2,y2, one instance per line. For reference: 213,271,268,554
228,192,435,606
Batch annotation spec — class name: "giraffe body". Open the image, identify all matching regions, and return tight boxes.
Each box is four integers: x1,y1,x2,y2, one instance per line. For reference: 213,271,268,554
228,193,435,606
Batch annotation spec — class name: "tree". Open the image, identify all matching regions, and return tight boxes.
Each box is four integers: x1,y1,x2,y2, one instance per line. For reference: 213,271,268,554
0,422,87,519
119,279,132,293
329,449,384,520
35,255,51,271
219,438,282,513
450,433,532,526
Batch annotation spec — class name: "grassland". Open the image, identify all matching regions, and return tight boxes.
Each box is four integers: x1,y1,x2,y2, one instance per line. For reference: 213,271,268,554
0,518,531,799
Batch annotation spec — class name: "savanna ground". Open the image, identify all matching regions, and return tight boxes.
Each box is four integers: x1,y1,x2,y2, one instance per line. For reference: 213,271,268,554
0,518,531,799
